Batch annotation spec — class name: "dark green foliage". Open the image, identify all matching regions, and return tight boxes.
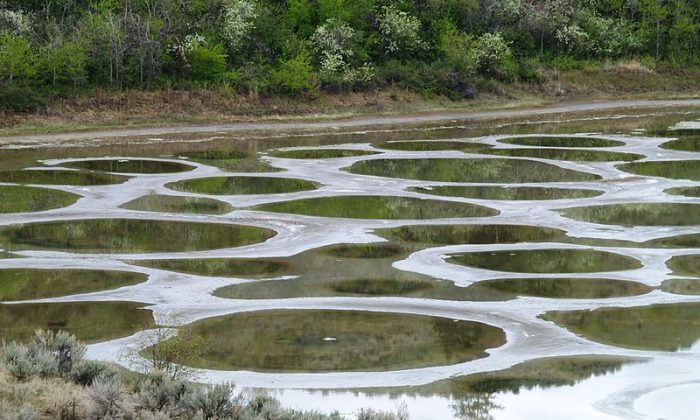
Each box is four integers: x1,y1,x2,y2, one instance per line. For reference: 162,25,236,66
188,44,228,82
0,0,698,104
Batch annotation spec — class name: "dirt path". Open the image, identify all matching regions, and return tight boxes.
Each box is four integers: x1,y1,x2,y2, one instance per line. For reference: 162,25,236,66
2,98,699,145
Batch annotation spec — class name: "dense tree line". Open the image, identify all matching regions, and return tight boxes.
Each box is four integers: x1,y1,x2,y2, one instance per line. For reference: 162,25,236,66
0,0,698,110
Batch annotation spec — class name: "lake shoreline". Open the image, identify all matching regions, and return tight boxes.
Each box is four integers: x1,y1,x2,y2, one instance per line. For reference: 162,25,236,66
2,97,700,146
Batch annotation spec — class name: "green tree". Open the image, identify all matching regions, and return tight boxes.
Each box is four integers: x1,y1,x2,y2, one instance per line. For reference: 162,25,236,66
41,40,87,88
0,34,36,84
272,49,318,96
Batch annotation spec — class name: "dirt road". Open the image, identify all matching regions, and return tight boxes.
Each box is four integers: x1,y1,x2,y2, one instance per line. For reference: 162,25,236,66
2,98,699,145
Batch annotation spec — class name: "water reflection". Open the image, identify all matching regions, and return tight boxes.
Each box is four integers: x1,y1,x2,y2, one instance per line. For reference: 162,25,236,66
660,134,700,152
179,149,280,172
0,219,276,253
617,160,700,181
144,243,510,301
374,140,493,152
478,148,643,162
466,278,651,299
0,169,129,185
448,249,642,273
375,224,567,246
167,176,320,195
64,159,194,174
0,185,80,213
666,254,700,277
544,302,700,351
347,158,601,183
269,149,380,159
120,194,233,215
410,185,603,201
177,310,505,372
0,268,147,301
0,301,154,343
251,195,498,219
498,136,625,148
665,186,700,197
560,203,700,226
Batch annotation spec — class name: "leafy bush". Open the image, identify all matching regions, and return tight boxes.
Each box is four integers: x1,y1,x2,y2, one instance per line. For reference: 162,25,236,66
272,50,318,96
188,44,228,82
377,6,425,57
31,329,86,376
182,383,239,419
2,343,39,381
137,370,192,414
2,330,85,380
87,377,134,418
222,0,259,52
71,360,117,387
473,33,516,79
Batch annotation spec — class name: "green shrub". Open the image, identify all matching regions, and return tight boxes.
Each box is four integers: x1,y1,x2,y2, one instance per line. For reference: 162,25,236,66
272,50,318,96
87,377,134,418
188,44,228,82
473,33,516,80
71,360,117,386
182,383,239,419
137,370,192,414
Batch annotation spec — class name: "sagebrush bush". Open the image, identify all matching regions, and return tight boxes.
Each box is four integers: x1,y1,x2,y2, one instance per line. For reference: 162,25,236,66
71,360,117,386
137,370,192,415
87,377,134,418
182,383,239,419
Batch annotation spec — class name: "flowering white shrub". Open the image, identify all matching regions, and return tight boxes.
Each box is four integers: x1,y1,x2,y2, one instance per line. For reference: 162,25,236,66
221,0,258,51
377,6,424,55
0,9,32,36
171,33,206,59
342,62,375,86
474,32,513,75
311,18,355,63
311,18,373,89
556,24,590,54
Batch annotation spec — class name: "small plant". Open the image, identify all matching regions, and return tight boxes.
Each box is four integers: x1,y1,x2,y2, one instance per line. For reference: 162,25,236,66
87,376,134,418
71,360,117,386
137,369,192,415
132,321,207,381
182,383,239,420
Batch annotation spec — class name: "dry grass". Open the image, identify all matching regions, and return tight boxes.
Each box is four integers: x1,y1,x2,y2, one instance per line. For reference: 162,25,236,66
603,60,656,75
0,364,91,419
0,65,699,136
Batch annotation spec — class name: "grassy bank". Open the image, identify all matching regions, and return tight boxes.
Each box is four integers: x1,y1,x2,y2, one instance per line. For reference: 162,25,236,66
2,62,699,137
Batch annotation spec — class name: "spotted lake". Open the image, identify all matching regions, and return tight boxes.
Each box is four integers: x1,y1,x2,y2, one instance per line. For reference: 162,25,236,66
1,102,699,419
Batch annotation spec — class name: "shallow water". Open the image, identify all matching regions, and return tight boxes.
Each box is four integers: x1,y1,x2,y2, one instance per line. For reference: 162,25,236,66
120,194,234,215
64,158,195,174
0,219,275,253
251,195,498,219
410,185,603,201
167,176,319,195
447,249,642,274
0,268,147,301
0,185,80,213
617,160,700,181
179,309,506,372
0,169,130,185
477,148,643,162
1,107,700,419
0,301,154,343
268,149,380,159
498,136,626,148
543,302,700,351
347,158,601,183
